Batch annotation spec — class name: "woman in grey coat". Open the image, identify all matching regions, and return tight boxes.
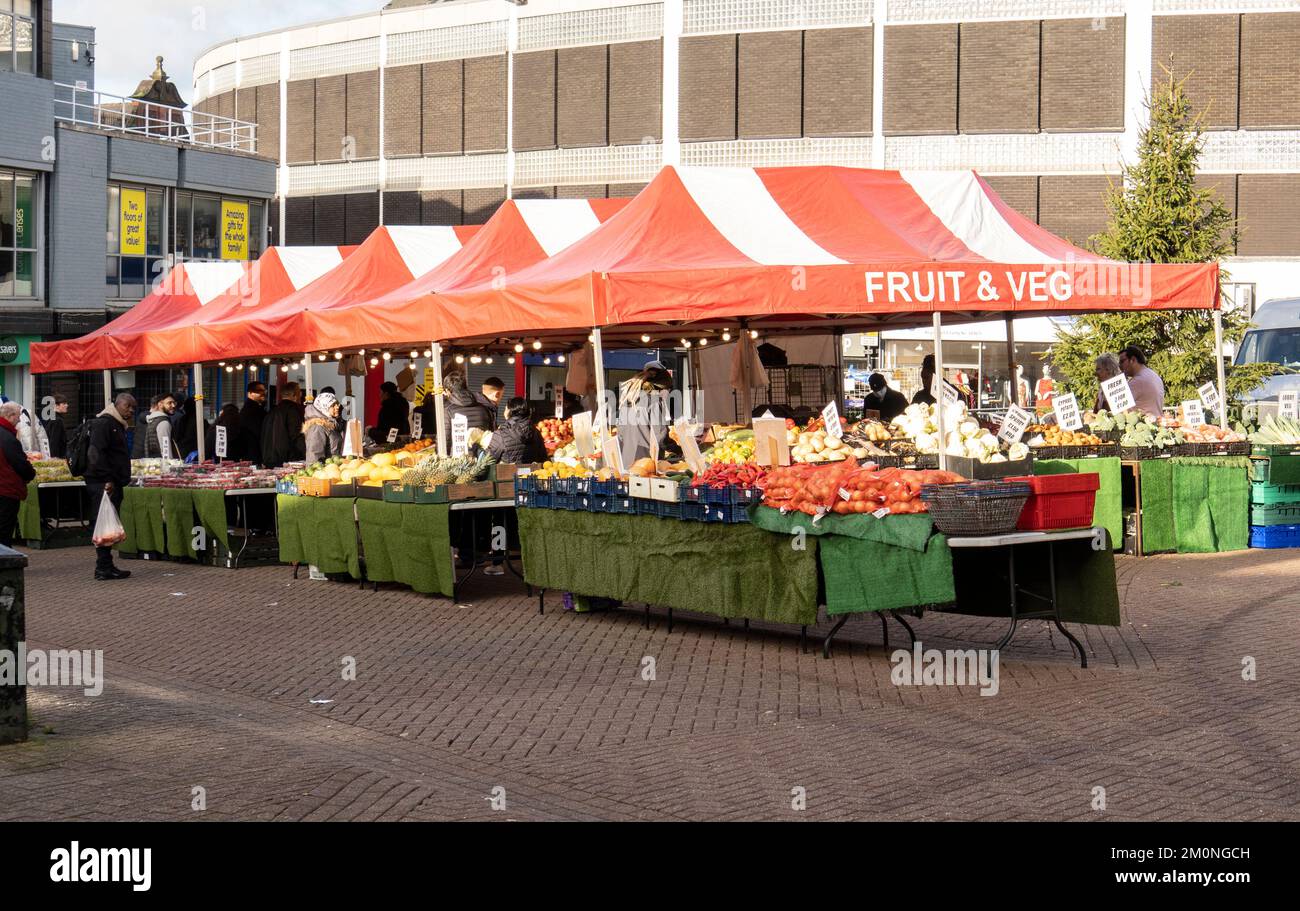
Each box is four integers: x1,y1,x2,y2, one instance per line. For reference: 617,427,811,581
302,392,344,464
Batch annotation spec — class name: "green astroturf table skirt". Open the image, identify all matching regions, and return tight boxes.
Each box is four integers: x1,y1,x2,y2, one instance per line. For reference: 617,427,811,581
113,486,234,557
748,508,955,616
354,499,455,598
276,494,361,577
516,507,821,625
1033,457,1122,549
1138,457,1249,554
17,481,42,542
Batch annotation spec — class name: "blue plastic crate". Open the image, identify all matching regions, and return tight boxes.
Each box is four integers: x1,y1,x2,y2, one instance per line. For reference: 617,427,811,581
514,475,535,494
704,503,751,524
590,478,629,497
552,492,579,510
532,491,554,509
1249,523,1300,549
573,477,592,495
700,485,762,506
656,500,685,520
632,498,657,516
680,501,707,522
551,477,576,495
515,491,532,508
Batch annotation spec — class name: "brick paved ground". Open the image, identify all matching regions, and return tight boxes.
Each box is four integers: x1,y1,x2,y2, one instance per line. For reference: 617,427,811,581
1,546,1297,821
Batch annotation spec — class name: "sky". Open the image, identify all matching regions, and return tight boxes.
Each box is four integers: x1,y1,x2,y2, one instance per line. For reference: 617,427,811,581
56,0,383,98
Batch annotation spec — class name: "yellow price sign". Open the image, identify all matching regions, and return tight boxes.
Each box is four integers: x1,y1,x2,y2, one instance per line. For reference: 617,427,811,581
119,188,147,255
221,200,250,260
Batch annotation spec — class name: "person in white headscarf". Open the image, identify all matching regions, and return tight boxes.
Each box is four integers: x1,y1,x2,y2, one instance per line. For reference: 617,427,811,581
302,391,343,464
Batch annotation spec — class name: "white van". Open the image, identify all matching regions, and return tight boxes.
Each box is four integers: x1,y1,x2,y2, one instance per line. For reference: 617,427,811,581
1235,297,1300,405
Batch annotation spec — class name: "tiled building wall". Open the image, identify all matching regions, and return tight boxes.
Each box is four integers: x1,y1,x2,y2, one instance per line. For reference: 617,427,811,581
210,12,1300,253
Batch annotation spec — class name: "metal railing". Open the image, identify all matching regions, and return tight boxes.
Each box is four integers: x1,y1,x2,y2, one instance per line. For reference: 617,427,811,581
53,83,257,153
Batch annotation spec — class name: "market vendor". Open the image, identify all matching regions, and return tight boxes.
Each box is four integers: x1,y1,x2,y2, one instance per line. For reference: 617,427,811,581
487,398,547,465
477,377,505,429
911,355,937,406
445,372,495,435
239,382,267,465
369,381,410,443
1093,353,1121,411
206,404,245,463
617,360,675,464
42,394,69,458
866,373,908,423
303,392,344,464
262,382,306,468
1119,345,1166,416
131,393,180,459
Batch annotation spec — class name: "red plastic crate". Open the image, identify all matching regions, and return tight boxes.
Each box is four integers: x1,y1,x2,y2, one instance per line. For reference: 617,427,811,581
1006,473,1100,531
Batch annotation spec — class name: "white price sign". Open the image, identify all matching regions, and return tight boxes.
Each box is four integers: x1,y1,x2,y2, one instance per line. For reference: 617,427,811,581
675,418,707,474
1181,400,1205,428
451,413,469,457
411,412,423,440
933,374,960,409
998,405,1033,444
821,400,842,440
1052,392,1082,431
215,425,228,458
1280,390,1299,421
1198,381,1221,416
555,386,565,419
39,434,51,458
1100,375,1135,413
387,427,399,443
572,411,595,458
602,436,624,476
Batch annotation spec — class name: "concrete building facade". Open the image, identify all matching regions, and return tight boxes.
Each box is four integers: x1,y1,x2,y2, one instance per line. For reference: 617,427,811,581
194,0,1300,311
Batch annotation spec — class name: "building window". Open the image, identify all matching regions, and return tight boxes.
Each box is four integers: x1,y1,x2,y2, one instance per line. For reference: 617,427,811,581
174,191,265,262
0,168,37,298
0,1,36,75
106,182,165,300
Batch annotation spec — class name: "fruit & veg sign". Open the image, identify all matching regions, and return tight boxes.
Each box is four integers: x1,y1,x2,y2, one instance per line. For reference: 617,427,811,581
997,405,1032,444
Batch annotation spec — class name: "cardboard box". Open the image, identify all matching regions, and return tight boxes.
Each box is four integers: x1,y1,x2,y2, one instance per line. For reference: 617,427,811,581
447,480,496,501
629,476,654,499
650,477,681,503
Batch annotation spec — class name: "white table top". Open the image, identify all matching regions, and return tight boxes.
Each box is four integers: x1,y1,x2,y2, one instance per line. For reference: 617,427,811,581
225,487,277,496
37,480,85,488
947,527,1101,548
449,499,516,511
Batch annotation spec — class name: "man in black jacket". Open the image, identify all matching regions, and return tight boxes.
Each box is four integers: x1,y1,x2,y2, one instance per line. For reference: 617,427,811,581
42,393,70,458
486,398,546,465
86,393,135,581
260,382,306,468
239,382,268,465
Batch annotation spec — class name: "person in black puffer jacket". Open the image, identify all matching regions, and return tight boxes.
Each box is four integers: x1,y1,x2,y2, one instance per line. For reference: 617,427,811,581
486,398,546,465
444,372,494,452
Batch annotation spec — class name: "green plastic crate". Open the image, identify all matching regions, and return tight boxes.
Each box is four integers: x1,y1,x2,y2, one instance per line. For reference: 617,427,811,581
1250,455,1300,486
1250,503,1300,526
1249,481,1300,505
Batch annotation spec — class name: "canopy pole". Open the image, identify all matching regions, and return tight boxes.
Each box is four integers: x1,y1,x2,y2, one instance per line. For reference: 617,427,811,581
1213,308,1228,429
1005,316,1018,407
194,362,206,463
431,342,447,457
933,313,947,472
303,353,313,400
102,370,112,409
833,329,845,417
591,328,608,432
739,322,753,421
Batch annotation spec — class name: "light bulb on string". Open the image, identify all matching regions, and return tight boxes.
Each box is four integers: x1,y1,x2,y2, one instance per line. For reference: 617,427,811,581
750,330,759,340
369,357,379,368
317,354,326,362
409,351,418,359
235,363,244,370
218,361,226,367
681,339,692,348
722,330,731,342
557,354,565,363
507,356,516,365
485,357,494,365
422,350,432,359
698,338,708,347
262,358,271,364
382,351,392,361
281,364,290,373
454,354,465,365
334,351,343,360
358,349,365,356
249,365,258,374
225,366,233,373
514,342,524,353
543,357,551,365
640,334,651,344
470,355,482,365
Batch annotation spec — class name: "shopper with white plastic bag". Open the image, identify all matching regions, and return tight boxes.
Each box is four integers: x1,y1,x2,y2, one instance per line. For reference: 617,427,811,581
85,393,136,581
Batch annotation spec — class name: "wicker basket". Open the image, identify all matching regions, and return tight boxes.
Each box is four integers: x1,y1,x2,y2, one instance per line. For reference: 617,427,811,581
920,481,1032,537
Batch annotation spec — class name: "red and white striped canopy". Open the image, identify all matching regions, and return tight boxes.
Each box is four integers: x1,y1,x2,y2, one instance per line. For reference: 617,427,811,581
293,198,629,353
31,246,353,373
423,165,1218,345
